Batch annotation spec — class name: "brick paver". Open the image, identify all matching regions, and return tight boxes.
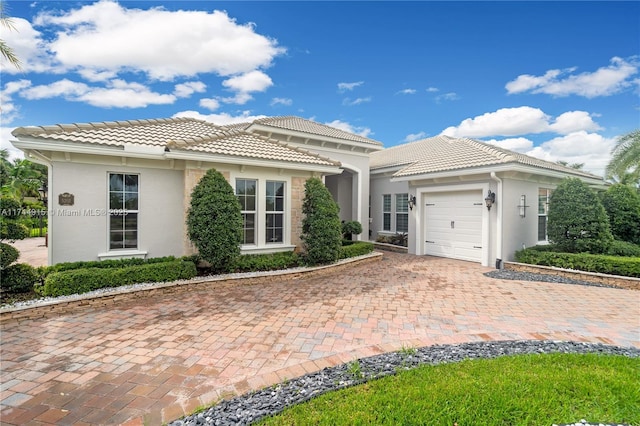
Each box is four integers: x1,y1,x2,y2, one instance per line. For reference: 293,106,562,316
1,252,638,425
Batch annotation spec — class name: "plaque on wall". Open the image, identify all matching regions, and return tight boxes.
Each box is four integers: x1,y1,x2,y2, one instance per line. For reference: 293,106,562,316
58,192,75,206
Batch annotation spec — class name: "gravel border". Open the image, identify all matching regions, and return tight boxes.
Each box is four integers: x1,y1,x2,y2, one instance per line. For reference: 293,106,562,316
169,340,639,426
484,269,622,289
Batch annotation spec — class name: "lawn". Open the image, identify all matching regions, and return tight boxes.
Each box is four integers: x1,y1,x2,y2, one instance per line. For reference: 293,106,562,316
259,353,640,425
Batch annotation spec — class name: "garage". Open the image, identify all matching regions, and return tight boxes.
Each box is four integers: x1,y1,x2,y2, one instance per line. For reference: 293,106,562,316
423,190,483,262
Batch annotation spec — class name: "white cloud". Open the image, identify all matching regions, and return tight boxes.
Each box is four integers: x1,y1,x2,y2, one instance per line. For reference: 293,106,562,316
525,131,616,177
0,17,54,74
483,137,534,153
33,1,286,81
174,81,206,98
549,111,603,134
337,81,364,92
324,119,373,138
173,110,266,125
21,78,176,108
270,97,292,106
441,106,551,138
222,70,273,93
404,132,427,142
22,79,89,99
342,97,371,106
505,56,638,98
426,87,439,92
1,80,33,124
0,127,24,161
199,98,220,111
435,92,459,103
397,89,416,95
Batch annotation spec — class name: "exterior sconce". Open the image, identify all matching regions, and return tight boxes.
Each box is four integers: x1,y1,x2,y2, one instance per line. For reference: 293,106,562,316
408,195,417,210
484,190,496,211
518,195,528,217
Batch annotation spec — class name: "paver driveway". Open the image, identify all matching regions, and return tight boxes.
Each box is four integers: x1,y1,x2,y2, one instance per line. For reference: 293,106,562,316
1,252,639,425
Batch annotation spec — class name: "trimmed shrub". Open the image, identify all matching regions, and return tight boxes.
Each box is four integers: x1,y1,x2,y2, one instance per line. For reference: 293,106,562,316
231,251,300,273
514,248,640,278
342,221,363,241
42,260,197,297
339,241,374,259
0,197,22,220
0,242,19,269
547,178,614,254
607,240,640,257
41,256,178,276
0,221,28,241
1,263,39,294
601,184,640,245
187,169,242,272
301,177,342,266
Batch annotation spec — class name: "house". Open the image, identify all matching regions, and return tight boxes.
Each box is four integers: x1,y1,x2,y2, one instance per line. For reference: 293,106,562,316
11,117,382,264
11,117,606,267
370,135,606,267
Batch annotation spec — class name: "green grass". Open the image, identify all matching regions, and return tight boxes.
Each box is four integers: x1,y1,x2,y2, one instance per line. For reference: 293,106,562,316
259,353,640,425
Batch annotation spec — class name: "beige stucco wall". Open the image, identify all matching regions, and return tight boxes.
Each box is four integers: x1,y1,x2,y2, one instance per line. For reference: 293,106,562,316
48,159,184,264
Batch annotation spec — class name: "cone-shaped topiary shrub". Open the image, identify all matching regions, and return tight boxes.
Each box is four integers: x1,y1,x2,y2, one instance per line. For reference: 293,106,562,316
186,169,242,272
601,184,640,245
547,177,614,254
301,177,342,265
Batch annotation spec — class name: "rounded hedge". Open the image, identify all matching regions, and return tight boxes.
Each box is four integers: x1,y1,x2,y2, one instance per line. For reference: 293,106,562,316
1,263,39,294
0,242,19,269
301,177,342,265
547,178,613,254
601,184,640,245
186,169,242,272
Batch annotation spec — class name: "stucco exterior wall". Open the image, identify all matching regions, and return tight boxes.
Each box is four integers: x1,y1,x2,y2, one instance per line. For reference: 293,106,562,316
48,160,184,264
369,173,409,240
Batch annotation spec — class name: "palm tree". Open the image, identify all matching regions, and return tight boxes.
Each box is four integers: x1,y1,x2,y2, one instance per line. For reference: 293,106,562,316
1,1,21,69
606,130,640,188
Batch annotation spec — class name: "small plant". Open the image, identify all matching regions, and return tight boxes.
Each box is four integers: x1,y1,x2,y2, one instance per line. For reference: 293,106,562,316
400,344,417,357
342,220,363,241
347,359,364,380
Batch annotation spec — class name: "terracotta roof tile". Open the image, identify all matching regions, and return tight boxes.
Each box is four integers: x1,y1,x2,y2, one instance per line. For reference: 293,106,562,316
252,116,383,146
371,135,602,179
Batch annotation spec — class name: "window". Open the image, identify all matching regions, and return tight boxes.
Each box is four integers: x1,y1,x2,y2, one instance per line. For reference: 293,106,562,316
236,179,257,244
538,188,552,241
382,194,391,231
265,181,285,243
395,193,408,233
109,173,138,250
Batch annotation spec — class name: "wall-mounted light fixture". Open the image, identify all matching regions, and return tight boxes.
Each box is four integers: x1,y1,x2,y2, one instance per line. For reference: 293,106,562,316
484,190,496,211
408,195,417,211
518,195,528,217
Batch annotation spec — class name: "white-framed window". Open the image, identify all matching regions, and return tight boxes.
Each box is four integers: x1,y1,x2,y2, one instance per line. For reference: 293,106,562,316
395,193,408,233
236,179,257,244
382,194,391,231
538,188,553,241
265,181,285,243
108,173,139,250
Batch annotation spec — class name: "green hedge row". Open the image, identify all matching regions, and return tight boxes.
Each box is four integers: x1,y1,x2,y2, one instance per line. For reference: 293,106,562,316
231,251,300,272
339,241,374,259
41,256,179,276
42,260,197,297
514,248,640,278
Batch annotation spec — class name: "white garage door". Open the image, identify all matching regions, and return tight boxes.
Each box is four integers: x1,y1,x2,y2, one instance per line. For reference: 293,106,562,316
423,190,483,262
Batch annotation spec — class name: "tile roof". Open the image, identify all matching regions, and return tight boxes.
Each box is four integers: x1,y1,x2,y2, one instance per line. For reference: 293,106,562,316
12,118,340,167
251,116,383,146
370,135,603,179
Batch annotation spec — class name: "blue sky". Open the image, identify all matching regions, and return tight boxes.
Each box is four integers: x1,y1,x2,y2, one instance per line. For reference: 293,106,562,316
2,1,639,177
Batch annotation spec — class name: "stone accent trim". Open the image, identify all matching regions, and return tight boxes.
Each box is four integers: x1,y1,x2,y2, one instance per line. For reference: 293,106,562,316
1,253,382,324
504,261,639,291
290,177,306,249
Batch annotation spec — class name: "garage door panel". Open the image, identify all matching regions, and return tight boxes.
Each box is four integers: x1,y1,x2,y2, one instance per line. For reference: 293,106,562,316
423,190,483,263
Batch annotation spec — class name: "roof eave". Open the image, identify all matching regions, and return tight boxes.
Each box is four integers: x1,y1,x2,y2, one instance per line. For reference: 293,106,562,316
165,150,342,173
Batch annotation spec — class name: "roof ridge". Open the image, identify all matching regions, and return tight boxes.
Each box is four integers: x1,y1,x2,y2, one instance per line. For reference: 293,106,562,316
461,138,516,162
12,117,209,136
